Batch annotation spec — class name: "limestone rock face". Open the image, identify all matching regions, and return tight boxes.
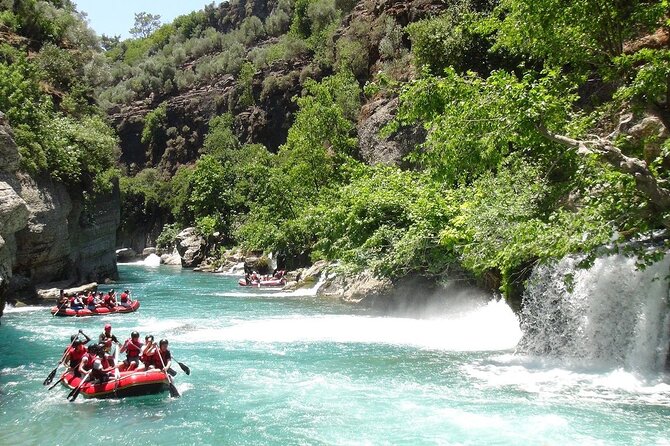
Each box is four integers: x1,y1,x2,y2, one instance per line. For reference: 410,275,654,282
357,98,425,166
0,116,120,317
176,227,206,267
319,269,393,304
161,248,183,266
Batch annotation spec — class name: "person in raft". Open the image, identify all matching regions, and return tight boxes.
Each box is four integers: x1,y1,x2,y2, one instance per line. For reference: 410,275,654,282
70,294,84,311
119,289,132,307
64,330,91,377
98,323,119,353
140,335,157,370
79,344,115,384
119,331,143,371
152,339,172,372
102,289,117,309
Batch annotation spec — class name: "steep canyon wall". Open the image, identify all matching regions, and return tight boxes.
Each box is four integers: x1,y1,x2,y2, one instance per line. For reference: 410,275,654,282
0,114,119,317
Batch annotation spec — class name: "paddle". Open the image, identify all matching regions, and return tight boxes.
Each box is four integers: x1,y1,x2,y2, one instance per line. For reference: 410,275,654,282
113,341,120,395
48,374,66,390
43,332,80,385
157,347,180,398
67,371,91,402
172,357,190,376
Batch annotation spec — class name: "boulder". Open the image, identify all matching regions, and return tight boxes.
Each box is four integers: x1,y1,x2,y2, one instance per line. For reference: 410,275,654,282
301,260,328,284
161,248,182,266
318,270,393,304
175,227,206,267
142,247,157,257
116,248,137,262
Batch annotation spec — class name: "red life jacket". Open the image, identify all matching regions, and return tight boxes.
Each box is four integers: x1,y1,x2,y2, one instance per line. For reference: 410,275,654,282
124,339,142,357
141,347,155,366
80,353,96,372
86,295,95,305
68,346,86,365
120,292,129,303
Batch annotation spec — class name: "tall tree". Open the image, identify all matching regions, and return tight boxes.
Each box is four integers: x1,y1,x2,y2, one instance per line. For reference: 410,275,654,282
129,12,161,39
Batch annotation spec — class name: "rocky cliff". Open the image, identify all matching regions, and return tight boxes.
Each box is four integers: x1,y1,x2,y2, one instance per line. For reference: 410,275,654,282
110,0,447,174
0,114,120,317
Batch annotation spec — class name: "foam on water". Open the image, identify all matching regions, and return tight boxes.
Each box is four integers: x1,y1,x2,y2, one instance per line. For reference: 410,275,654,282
3,305,44,313
175,298,521,351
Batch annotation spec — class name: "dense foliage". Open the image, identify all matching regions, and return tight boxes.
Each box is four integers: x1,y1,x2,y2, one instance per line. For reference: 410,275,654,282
15,0,669,297
0,0,119,191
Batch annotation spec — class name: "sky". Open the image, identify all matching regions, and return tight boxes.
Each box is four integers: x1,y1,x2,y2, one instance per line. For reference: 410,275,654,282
73,0,220,39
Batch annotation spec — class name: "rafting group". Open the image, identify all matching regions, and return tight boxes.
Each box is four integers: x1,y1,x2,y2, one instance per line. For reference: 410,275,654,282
43,323,189,400
239,269,287,287
52,289,140,316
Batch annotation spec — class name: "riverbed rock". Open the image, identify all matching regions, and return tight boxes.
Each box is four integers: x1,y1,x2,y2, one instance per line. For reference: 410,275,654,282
116,248,137,262
244,255,272,275
142,247,157,257
301,260,328,284
161,248,182,265
176,227,206,267
319,270,393,304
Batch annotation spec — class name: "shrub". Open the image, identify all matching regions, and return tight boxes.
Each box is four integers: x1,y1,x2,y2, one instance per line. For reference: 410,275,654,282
156,222,181,251
141,102,168,146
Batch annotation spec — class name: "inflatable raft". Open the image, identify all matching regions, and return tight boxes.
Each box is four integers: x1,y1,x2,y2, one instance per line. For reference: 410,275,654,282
62,369,169,399
50,300,140,317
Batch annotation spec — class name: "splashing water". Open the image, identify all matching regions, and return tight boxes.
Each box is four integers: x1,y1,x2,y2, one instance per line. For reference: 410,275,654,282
518,253,670,372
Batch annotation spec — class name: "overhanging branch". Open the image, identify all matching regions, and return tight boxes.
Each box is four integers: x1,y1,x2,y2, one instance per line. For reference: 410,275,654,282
537,125,670,213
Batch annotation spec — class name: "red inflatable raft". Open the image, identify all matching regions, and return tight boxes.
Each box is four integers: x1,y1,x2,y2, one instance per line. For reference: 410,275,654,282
62,369,169,399
50,300,140,317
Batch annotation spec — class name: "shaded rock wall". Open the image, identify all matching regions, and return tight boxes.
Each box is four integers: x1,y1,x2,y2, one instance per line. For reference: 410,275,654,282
0,115,120,316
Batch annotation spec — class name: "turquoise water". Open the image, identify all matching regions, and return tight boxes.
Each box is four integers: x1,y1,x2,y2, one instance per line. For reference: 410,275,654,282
1,264,669,445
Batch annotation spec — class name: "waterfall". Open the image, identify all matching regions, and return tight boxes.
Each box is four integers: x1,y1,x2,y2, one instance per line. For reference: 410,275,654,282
518,253,670,372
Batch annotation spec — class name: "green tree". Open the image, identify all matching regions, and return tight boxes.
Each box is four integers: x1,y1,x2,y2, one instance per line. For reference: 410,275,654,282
494,0,665,68
129,12,162,39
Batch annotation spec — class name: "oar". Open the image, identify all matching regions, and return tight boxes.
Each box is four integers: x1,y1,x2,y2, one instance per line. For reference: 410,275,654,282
48,374,66,390
157,348,179,398
172,357,190,375
113,341,120,395
43,333,79,385
67,371,91,402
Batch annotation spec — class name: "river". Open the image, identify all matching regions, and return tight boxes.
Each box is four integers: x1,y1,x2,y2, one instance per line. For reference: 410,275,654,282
1,264,669,445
